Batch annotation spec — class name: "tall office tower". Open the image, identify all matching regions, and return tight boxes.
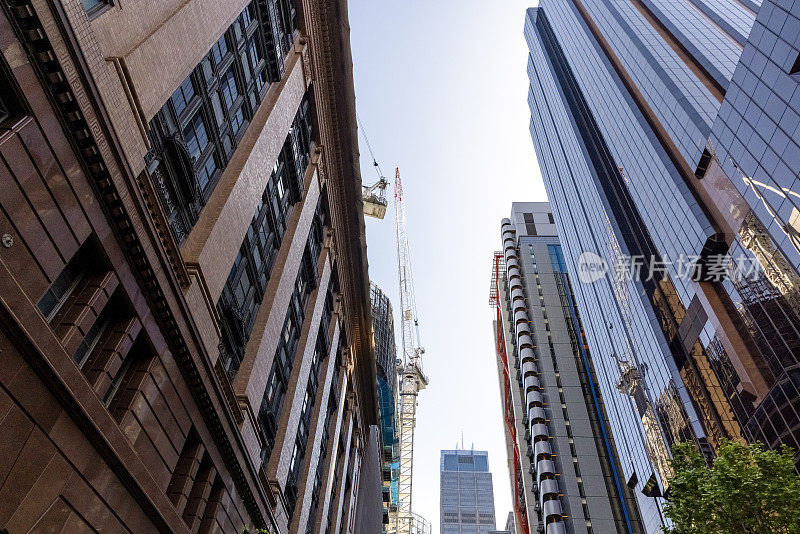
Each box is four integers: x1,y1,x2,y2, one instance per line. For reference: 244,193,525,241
0,0,380,532
440,449,497,534
492,203,642,534
504,512,515,533
371,283,401,532
525,0,800,532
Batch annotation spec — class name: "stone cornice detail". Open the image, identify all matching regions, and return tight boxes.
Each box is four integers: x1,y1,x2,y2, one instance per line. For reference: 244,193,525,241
302,0,378,428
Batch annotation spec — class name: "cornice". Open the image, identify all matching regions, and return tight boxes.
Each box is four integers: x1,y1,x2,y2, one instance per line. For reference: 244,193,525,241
302,0,378,427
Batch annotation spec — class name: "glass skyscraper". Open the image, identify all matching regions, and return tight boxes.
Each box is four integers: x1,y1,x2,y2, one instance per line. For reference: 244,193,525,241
440,449,497,534
525,0,800,532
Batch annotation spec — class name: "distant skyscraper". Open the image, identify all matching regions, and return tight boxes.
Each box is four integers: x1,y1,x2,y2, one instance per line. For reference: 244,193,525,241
372,283,400,532
504,512,515,533
491,203,642,534
525,0,800,532
440,449,497,534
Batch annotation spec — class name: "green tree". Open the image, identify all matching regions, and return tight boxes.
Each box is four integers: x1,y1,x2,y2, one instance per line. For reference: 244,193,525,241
663,439,800,534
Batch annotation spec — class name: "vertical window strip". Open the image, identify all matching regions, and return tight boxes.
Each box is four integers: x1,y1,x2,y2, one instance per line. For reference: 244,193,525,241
257,214,325,465
286,293,331,516
147,1,288,243
216,95,316,381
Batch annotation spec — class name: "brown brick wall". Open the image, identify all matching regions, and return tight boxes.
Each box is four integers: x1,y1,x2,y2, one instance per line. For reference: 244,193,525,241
0,6,252,531
0,0,378,529
0,332,158,532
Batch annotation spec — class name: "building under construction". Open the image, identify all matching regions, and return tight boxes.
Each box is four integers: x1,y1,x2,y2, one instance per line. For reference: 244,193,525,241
491,203,643,534
371,283,401,531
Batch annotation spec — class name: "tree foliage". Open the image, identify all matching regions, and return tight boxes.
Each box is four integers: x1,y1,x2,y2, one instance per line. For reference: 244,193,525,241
663,439,800,534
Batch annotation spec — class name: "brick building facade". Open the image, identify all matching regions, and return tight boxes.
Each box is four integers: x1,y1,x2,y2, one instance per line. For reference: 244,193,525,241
0,0,379,532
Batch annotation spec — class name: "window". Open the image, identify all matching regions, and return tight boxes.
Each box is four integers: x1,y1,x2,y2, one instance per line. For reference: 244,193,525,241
38,243,92,321
171,76,195,117
73,304,114,367
211,34,229,65
289,96,314,183
249,41,263,72
81,0,109,17
791,52,800,75
242,2,256,28
257,70,269,92
183,112,209,161
0,60,25,128
197,152,217,190
221,67,239,110
230,106,245,136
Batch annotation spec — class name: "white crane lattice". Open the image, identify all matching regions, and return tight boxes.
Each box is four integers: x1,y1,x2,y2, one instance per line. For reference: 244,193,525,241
394,167,428,534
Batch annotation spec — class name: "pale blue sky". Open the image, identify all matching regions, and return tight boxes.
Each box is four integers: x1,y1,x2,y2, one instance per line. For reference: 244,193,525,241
349,2,547,530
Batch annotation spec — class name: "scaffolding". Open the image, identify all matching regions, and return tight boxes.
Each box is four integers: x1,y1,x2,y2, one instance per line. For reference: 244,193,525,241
396,512,431,534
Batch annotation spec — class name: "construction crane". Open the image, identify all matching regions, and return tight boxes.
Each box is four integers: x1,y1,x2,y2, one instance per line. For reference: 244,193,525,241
394,167,429,534
363,177,389,219
357,113,389,219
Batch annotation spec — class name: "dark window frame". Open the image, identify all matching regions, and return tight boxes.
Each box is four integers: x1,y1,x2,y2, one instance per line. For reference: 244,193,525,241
37,241,95,322
170,76,196,118
146,0,286,243
0,55,28,129
82,0,113,20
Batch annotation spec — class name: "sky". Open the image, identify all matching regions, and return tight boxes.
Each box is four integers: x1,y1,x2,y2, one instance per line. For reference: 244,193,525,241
349,2,548,530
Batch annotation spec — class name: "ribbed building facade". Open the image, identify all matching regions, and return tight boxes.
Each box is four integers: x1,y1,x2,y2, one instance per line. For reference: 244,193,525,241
525,1,800,532
492,203,642,534
0,0,379,532
371,282,400,532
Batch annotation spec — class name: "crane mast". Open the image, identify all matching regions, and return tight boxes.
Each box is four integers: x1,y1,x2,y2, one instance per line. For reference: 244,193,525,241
394,167,429,534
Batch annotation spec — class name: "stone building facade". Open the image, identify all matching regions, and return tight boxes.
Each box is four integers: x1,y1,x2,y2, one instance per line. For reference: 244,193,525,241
0,0,378,532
